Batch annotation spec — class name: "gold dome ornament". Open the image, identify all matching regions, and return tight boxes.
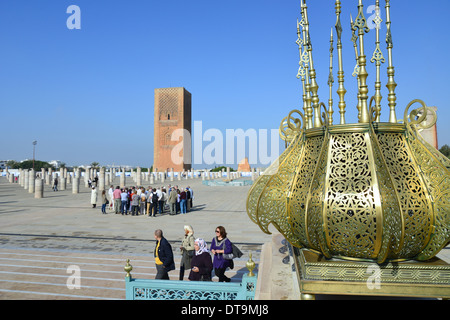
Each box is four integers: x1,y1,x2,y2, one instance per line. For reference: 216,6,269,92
247,0,450,264
124,259,133,278
246,253,256,277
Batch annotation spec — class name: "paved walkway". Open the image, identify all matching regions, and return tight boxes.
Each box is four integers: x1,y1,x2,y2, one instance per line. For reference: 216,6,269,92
0,176,272,299
1,175,448,300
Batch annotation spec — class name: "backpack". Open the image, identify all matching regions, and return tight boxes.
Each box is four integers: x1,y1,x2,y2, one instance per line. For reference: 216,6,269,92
152,192,158,203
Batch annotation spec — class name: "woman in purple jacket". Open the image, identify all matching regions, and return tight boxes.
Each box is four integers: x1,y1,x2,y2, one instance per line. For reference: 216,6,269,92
210,226,232,282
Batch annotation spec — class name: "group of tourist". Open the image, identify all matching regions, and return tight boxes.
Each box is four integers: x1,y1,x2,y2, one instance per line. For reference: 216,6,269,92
90,184,194,216
154,225,238,283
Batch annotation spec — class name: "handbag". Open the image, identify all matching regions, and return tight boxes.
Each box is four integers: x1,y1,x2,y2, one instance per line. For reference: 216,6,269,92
222,241,243,260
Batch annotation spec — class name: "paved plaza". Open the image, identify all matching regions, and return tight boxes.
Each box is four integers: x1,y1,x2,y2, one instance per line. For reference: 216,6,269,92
0,175,274,299
0,175,448,300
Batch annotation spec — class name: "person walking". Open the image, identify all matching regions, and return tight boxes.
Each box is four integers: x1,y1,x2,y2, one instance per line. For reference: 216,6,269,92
189,238,213,281
180,188,187,214
53,177,58,192
91,186,98,209
188,186,194,210
130,189,139,216
101,190,107,214
210,226,232,282
113,186,121,214
185,187,191,212
168,186,177,215
154,229,175,280
120,188,128,215
150,188,158,217
157,187,165,214
176,189,181,214
139,188,147,216
108,185,115,212
179,225,195,280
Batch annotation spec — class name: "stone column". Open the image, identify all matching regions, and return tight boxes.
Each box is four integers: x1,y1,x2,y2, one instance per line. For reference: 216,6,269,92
35,178,44,199
136,167,142,186
99,168,105,191
72,177,80,194
48,168,53,185
45,170,50,185
28,169,35,193
120,169,126,188
24,170,29,190
9,173,14,183
60,176,66,191
170,168,174,182
85,168,90,188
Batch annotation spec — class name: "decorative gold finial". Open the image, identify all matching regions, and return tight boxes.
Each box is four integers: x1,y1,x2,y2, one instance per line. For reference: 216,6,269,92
124,259,133,278
385,0,398,123
302,0,322,128
335,0,346,125
297,19,311,130
328,28,334,126
353,0,370,123
350,15,362,121
297,4,313,130
246,252,256,277
370,0,385,122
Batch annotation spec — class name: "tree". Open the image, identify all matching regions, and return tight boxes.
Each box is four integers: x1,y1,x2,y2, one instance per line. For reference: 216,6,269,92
7,160,55,171
439,145,450,159
211,166,236,172
90,162,100,170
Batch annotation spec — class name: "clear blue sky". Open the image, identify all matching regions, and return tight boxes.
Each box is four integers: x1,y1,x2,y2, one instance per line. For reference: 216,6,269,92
1,0,449,168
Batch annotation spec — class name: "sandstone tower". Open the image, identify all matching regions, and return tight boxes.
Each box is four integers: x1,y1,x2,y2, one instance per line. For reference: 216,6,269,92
153,87,192,172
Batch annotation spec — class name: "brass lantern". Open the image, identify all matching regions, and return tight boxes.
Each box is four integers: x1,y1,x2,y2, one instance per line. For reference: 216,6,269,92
246,0,450,264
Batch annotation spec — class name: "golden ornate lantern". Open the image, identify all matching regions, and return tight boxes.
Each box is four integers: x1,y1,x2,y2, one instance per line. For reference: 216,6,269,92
247,0,450,264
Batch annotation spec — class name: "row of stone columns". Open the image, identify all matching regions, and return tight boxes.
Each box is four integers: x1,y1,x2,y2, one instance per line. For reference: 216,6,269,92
3,166,262,200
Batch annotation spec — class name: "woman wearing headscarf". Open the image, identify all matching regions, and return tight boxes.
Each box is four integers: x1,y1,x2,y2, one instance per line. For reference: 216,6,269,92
179,225,195,280
189,238,213,281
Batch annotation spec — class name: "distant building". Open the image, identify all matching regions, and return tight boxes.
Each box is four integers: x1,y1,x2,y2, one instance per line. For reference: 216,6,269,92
48,160,63,168
0,160,7,170
416,106,438,149
238,158,251,172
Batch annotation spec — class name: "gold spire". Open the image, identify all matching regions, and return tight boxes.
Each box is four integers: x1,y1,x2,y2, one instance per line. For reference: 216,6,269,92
335,0,346,125
385,0,398,123
296,19,311,130
370,0,385,122
328,28,334,126
301,0,322,128
352,0,370,123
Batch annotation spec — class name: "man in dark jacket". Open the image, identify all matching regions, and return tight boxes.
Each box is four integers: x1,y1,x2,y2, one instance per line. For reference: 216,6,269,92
154,229,175,279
